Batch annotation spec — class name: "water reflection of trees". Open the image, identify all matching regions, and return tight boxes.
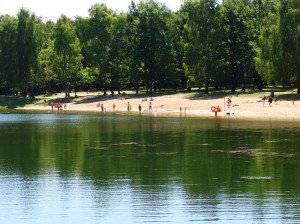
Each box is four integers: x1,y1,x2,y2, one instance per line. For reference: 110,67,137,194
1,115,300,197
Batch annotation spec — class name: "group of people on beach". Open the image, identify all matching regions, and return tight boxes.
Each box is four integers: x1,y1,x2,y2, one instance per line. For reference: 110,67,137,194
97,103,106,112
260,95,276,106
48,101,66,110
94,91,280,116
97,97,154,113
227,95,276,108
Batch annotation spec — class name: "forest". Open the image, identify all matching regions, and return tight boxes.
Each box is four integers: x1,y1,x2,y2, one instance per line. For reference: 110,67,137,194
0,0,299,98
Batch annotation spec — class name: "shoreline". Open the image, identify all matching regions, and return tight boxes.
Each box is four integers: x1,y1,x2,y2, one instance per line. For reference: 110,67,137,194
12,93,300,121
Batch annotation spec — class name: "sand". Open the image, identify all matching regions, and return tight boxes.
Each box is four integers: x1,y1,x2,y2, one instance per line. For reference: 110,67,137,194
19,92,300,121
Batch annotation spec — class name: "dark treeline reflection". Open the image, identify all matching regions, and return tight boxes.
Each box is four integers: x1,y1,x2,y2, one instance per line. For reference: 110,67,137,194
1,113,300,199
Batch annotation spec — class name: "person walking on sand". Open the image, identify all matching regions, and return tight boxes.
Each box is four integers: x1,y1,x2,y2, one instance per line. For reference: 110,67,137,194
138,104,142,112
268,96,273,106
149,101,152,111
262,95,266,107
113,103,115,111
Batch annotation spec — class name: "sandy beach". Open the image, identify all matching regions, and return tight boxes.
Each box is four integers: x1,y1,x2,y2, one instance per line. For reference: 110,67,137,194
18,91,300,121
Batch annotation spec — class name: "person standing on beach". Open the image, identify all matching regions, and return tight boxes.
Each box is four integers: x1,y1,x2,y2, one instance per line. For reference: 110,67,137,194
127,102,131,111
268,96,273,106
262,95,266,107
227,96,232,107
149,102,152,111
139,104,142,112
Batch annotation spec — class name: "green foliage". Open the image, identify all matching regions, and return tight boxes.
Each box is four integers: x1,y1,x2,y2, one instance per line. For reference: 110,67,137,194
279,0,300,90
0,15,18,95
37,21,57,95
219,0,258,92
109,13,130,94
53,15,82,97
135,0,177,93
255,0,300,92
255,11,282,83
126,1,141,93
16,9,39,97
182,0,219,93
77,4,113,95
0,0,300,96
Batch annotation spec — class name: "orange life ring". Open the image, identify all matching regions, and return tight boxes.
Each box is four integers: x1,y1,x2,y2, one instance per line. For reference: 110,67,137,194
211,106,221,112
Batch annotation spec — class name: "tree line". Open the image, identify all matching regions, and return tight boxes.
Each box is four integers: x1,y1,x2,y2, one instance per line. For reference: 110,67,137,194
0,0,299,98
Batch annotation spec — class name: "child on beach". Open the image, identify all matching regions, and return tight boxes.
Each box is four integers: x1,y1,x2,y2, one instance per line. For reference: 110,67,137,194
227,96,232,107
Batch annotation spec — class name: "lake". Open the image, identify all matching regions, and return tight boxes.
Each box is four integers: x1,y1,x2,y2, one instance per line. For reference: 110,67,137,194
1,111,300,223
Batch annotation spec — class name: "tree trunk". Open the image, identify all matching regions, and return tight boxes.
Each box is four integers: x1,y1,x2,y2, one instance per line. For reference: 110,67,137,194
65,86,70,98
103,88,107,96
135,86,139,94
204,72,209,94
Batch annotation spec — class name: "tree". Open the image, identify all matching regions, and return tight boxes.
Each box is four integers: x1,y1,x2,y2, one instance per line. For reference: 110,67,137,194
164,12,183,92
77,4,113,95
37,21,57,94
219,0,257,92
255,0,300,93
253,0,279,89
136,0,177,93
16,9,38,97
108,13,130,95
255,9,282,85
167,11,187,89
53,15,82,97
279,0,300,93
0,15,18,95
127,1,142,94
182,0,219,93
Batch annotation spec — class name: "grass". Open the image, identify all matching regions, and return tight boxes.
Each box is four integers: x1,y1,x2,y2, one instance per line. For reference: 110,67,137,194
0,96,41,109
167,88,299,101
236,88,299,100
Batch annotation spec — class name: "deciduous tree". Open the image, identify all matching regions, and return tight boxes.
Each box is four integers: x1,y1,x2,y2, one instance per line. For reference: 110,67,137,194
53,15,82,97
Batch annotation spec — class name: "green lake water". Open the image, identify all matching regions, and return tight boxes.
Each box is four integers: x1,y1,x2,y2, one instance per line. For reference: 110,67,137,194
1,111,300,223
